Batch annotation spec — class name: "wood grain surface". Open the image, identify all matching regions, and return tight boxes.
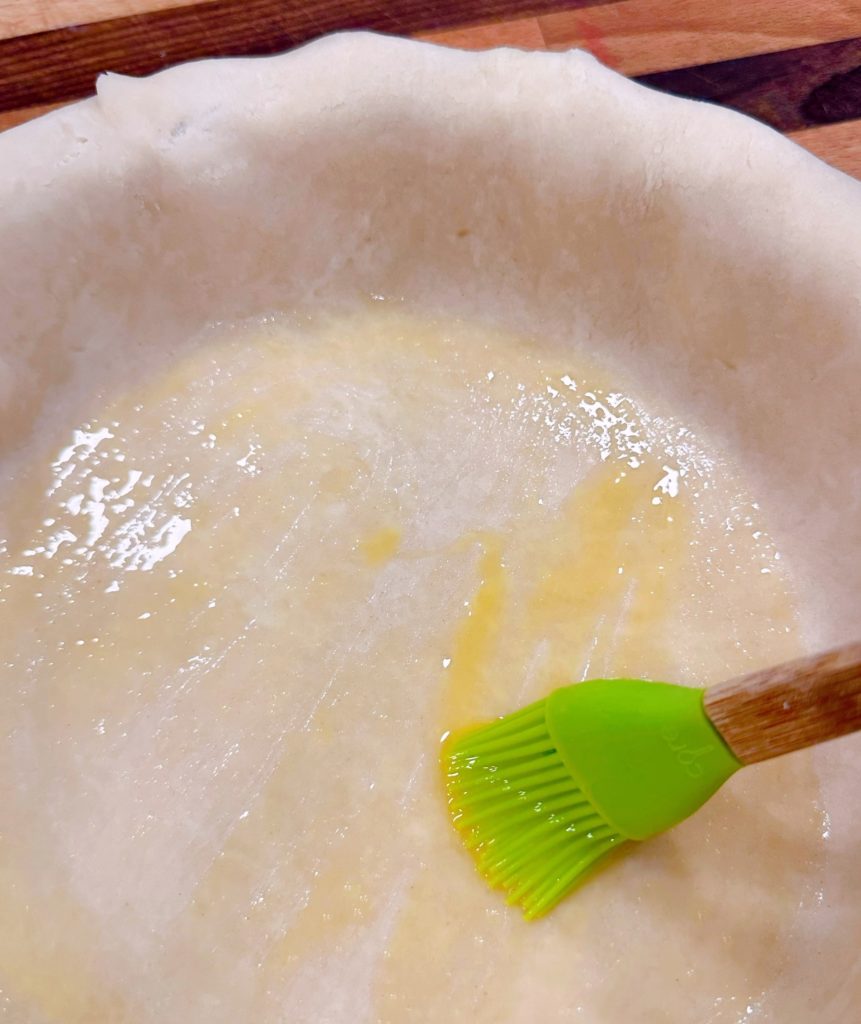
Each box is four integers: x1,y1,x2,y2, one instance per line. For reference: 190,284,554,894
0,0,859,179
638,36,861,132
0,0,209,40
705,643,861,765
0,0,613,112
537,0,861,74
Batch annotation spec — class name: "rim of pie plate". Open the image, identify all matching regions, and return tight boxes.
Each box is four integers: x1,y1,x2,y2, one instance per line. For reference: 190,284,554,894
0,30,860,1024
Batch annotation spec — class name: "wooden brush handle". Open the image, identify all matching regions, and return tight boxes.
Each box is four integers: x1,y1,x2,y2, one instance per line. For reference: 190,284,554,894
703,642,861,765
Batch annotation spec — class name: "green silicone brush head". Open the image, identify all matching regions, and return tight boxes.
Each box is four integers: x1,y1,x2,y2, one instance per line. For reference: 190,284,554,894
445,699,624,919
444,678,741,919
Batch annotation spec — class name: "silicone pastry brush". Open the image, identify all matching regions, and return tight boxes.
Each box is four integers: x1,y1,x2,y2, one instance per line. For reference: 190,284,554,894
443,642,861,919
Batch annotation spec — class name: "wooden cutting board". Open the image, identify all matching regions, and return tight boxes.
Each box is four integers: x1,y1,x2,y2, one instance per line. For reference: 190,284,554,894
1,0,860,180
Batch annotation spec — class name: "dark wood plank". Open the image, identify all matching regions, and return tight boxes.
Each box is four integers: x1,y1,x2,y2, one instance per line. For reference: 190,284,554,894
0,0,613,113
637,36,861,133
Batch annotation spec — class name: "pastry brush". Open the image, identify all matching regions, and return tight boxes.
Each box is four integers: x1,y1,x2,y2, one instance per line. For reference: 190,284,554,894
443,642,861,919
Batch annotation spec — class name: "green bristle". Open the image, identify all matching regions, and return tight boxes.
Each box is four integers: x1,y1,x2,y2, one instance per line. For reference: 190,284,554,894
444,698,624,919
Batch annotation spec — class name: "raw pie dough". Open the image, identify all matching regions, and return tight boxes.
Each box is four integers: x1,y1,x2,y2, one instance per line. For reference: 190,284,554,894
1,32,861,1024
